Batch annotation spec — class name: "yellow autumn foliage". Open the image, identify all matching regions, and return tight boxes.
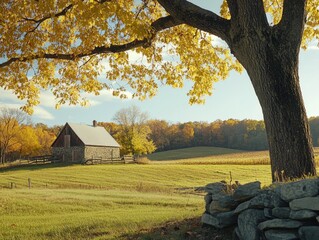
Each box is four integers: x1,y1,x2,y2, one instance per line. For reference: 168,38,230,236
0,0,318,113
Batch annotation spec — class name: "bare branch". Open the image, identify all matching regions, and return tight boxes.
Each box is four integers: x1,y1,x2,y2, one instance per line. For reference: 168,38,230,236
157,0,230,41
23,4,73,34
0,16,182,68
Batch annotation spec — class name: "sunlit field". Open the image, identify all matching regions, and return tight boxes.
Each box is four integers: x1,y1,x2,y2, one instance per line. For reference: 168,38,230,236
1,147,318,239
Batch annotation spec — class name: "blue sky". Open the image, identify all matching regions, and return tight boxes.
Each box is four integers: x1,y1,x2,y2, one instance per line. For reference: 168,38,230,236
1,1,319,126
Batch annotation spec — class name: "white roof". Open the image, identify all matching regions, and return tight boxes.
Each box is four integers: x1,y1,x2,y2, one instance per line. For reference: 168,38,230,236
68,123,120,147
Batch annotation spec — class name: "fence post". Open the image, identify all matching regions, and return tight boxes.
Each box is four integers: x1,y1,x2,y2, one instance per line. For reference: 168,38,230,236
28,178,31,189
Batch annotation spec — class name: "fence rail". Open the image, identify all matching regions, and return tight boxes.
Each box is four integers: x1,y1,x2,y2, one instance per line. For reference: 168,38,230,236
28,155,62,164
84,155,135,165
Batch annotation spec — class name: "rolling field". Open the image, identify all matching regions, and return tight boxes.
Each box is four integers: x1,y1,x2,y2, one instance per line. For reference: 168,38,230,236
147,147,244,160
1,147,317,239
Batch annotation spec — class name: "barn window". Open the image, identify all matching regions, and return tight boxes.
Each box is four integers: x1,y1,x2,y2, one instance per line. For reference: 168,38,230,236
64,135,70,148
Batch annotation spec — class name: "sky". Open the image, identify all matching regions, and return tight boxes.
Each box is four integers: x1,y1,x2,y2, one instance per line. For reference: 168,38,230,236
1,1,319,126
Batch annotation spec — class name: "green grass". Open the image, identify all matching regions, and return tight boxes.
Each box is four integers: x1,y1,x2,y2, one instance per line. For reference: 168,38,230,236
2,147,318,239
0,163,272,190
0,161,273,239
0,189,202,240
147,146,244,160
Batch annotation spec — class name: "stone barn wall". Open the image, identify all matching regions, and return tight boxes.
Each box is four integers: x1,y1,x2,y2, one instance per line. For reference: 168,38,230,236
52,146,85,162
84,146,120,160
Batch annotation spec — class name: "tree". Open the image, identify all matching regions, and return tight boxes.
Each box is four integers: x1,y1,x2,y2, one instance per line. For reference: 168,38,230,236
18,125,41,157
1,1,318,180
113,106,156,155
34,124,56,155
0,108,29,164
148,120,170,151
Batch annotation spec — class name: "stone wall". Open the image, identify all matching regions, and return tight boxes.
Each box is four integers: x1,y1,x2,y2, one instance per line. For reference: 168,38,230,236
52,146,85,162
201,179,319,240
84,146,120,160
52,146,120,163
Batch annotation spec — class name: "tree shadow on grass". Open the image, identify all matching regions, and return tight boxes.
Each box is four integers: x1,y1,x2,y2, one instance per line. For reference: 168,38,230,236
119,217,234,240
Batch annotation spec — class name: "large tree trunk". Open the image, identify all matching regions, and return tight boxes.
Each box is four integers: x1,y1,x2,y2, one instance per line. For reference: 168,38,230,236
227,0,317,181
155,0,316,181
244,50,316,181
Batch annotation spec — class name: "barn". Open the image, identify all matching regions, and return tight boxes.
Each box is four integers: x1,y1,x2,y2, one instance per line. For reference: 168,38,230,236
51,120,120,163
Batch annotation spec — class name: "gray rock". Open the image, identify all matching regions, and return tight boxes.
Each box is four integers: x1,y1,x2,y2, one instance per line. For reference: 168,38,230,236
204,193,212,204
216,194,238,209
268,191,288,207
215,211,237,228
289,209,317,220
264,208,272,218
233,181,261,201
238,209,266,240
233,227,241,240
258,219,303,231
280,179,319,202
202,213,218,227
272,207,291,219
201,211,237,229
250,193,272,208
298,226,319,240
289,196,319,211
211,192,226,201
273,183,284,196
234,193,276,214
204,182,227,195
234,200,251,214
264,229,299,240
209,200,232,213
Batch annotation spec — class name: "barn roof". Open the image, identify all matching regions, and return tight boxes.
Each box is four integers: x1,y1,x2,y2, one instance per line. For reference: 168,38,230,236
68,123,120,147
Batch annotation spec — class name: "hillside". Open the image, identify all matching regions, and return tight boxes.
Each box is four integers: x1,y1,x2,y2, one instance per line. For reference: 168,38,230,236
147,146,244,161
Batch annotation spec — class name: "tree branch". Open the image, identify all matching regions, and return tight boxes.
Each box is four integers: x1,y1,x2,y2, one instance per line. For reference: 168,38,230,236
226,0,238,19
157,0,230,41
22,4,74,35
276,0,306,48
22,0,111,34
0,16,182,68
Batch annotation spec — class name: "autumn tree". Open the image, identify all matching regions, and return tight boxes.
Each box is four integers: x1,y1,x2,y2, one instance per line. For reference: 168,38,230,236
1,0,319,180
113,106,156,155
0,108,29,163
18,125,41,156
34,124,56,155
148,120,170,151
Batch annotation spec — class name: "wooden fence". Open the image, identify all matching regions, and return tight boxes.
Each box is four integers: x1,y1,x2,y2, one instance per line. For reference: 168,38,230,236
28,155,62,164
84,155,135,165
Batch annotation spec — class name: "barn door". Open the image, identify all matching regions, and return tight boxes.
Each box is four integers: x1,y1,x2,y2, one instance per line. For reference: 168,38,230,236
72,149,82,162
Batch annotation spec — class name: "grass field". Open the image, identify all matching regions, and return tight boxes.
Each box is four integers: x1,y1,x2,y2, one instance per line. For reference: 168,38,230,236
147,147,244,160
1,147,317,239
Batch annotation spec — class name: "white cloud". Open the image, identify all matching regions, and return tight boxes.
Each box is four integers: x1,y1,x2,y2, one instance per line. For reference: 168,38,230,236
83,89,133,107
33,106,54,120
0,101,54,120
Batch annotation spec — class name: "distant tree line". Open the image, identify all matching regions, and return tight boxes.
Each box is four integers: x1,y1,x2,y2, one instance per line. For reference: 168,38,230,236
100,117,319,153
2,105,319,163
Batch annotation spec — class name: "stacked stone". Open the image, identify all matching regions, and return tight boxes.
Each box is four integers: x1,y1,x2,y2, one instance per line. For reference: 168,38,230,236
201,179,319,240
